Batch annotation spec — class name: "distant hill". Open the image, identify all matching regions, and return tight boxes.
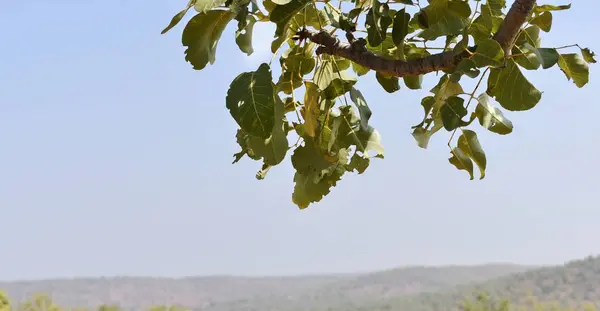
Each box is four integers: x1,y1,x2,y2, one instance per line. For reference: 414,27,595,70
0,264,532,311
367,256,600,311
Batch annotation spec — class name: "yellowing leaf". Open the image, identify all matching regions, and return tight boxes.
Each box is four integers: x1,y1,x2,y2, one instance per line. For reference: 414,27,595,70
530,11,552,32
558,53,590,88
303,81,321,137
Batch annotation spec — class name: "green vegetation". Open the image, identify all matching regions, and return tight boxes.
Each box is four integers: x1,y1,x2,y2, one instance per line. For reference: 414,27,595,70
2,255,599,311
159,0,594,208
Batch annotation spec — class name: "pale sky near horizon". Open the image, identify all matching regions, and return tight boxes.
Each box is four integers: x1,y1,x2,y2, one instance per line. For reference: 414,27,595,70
0,0,599,281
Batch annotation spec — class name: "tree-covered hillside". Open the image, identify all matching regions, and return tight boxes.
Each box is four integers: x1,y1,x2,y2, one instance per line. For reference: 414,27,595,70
1,256,600,311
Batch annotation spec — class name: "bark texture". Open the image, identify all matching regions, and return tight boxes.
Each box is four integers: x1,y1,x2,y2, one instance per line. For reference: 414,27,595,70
297,0,537,77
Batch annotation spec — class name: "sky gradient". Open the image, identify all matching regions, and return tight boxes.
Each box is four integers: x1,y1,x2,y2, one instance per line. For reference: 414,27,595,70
0,0,599,281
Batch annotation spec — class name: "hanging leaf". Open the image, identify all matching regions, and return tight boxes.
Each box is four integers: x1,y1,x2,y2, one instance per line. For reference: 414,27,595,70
449,147,474,180
182,10,235,70
474,93,513,135
558,53,590,88
161,0,196,34
392,8,410,46
226,63,276,139
349,87,372,132
365,0,393,47
457,130,487,179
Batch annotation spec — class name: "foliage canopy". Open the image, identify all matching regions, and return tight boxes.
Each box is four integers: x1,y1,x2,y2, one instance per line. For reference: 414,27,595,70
161,0,595,209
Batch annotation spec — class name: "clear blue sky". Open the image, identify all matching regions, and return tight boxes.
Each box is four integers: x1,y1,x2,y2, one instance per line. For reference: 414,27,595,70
0,0,598,281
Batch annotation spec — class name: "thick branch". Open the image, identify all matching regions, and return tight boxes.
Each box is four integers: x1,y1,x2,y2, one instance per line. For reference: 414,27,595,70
297,0,536,77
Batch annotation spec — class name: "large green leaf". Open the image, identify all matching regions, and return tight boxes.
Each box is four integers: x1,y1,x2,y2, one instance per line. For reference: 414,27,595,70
233,97,289,168
457,130,486,179
487,60,542,111
226,63,277,139
470,38,504,67
182,10,234,70
440,96,469,131
558,53,589,88
474,93,513,135
365,0,392,47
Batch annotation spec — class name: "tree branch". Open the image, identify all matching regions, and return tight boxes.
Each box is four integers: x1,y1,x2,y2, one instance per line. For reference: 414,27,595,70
296,0,536,77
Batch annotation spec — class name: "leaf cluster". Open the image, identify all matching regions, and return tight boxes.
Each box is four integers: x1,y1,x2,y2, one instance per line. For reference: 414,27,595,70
161,0,595,208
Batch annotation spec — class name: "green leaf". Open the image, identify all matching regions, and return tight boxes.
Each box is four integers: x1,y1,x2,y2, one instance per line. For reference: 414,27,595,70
449,147,474,180
528,46,559,69
403,75,423,89
533,3,571,14
161,1,195,34
457,130,486,179
365,0,392,47
515,25,541,49
440,96,468,131
487,60,542,111
392,8,410,46
347,125,385,157
513,45,541,70
558,53,590,88
470,38,504,67
323,78,357,99
303,81,321,137
417,0,471,40
474,93,513,135
235,15,257,55
226,63,276,139
580,47,597,64
270,0,311,34
182,10,235,70
530,11,552,32
291,139,349,209
349,87,372,132
270,0,329,52
375,72,400,93
194,0,227,12
281,42,317,76
351,62,370,76
451,59,481,81
233,97,289,168
314,55,352,90
277,71,303,94
346,152,370,174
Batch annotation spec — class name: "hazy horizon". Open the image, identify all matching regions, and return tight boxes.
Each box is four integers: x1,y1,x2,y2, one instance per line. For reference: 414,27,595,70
1,1,598,282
